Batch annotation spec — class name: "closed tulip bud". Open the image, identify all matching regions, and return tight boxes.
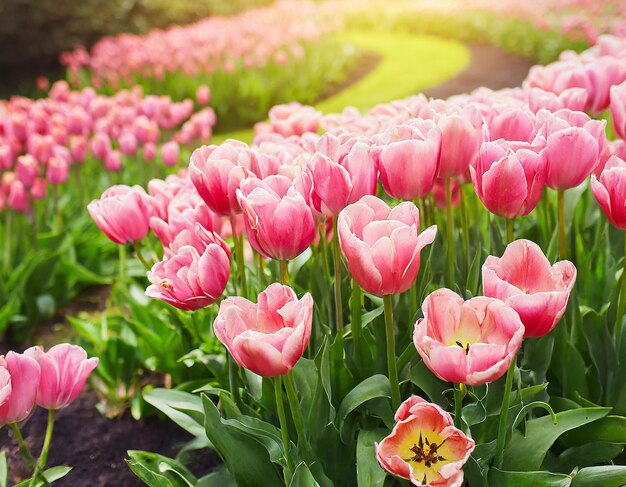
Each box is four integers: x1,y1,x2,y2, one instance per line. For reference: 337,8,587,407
91,132,111,159
70,136,87,164
591,156,626,229
31,178,47,200
88,185,152,244
482,239,576,337
237,175,315,261
471,139,547,218
143,142,157,162
0,351,40,426
338,196,436,296
104,150,122,172
46,156,69,185
146,244,230,310
161,141,180,166
15,155,39,188
119,132,138,156
487,107,536,143
196,85,211,105
376,395,475,487
436,113,481,179
24,344,98,410
214,283,313,377
7,180,29,213
0,146,13,170
611,81,626,140
374,121,441,200
414,288,525,385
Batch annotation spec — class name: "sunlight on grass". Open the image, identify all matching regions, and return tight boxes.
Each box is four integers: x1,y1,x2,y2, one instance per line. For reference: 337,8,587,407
212,30,469,144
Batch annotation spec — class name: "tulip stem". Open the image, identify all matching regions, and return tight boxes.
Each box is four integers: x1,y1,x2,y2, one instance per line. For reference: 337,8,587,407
351,279,363,369
383,295,401,412
284,373,312,458
557,189,567,259
231,218,247,299
616,231,626,349
445,178,455,287
494,355,517,468
453,383,466,430
333,218,343,331
133,241,151,270
274,376,295,476
279,260,290,286
257,253,266,289
506,218,515,245
459,188,470,275
117,244,127,301
9,423,36,470
228,356,243,410
3,212,11,276
29,409,55,487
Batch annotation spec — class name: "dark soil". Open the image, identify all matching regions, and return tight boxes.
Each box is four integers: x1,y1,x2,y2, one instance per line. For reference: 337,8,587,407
0,392,218,486
423,43,536,99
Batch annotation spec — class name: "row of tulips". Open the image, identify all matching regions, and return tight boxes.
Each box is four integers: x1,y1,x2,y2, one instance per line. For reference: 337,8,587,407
85,37,626,487
1,344,98,484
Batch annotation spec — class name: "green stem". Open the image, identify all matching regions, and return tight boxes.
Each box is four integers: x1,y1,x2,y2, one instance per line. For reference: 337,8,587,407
453,383,466,430
506,218,515,245
283,373,312,457
257,253,266,289
332,218,343,331
133,241,151,270
228,356,243,410
231,218,247,299
9,423,36,470
557,189,567,259
29,409,55,487
383,295,401,412
351,279,363,369
3,212,11,276
495,355,517,468
279,260,289,286
445,178,455,287
459,187,469,275
274,376,294,477
615,231,626,348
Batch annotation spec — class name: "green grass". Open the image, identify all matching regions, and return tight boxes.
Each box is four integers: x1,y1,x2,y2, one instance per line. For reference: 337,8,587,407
213,30,469,144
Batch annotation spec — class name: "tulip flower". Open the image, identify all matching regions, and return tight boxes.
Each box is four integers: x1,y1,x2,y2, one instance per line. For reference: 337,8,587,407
591,156,626,229
612,81,626,141
413,289,525,385
375,395,475,487
196,85,211,105
146,244,230,311
88,185,153,244
487,107,536,143
0,351,40,426
15,155,39,188
237,175,315,261
46,156,69,185
471,139,547,218
482,239,576,338
436,113,481,179
338,196,436,296
213,283,313,377
167,223,231,259
374,121,441,200
161,141,180,166
24,344,98,410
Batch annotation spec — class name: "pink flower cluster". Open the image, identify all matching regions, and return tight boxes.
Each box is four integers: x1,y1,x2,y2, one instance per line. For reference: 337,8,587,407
61,1,342,89
0,81,216,214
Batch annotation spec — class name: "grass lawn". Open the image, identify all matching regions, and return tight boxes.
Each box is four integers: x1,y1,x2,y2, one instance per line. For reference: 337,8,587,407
213,30,469,144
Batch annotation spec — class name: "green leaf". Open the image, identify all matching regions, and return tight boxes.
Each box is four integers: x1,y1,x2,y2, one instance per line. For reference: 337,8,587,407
289,462,321,487
14,467,72,487
488,468,572,487
408,361,448,407
336,375,391,443
356,429,386,487
546,442,624,473
126,451,196,487
197,466,237,487
571,466,626,486
0,452,7,487
143,388,207,441
502,407,611,471
201,395,283,487
560,415,626,447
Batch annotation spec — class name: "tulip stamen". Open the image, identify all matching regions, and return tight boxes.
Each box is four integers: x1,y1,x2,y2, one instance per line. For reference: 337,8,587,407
404,435,448,468
159,278,174,290
455,341,471,355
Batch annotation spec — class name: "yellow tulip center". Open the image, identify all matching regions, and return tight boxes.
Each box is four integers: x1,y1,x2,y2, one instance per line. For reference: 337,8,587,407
401,432,451,484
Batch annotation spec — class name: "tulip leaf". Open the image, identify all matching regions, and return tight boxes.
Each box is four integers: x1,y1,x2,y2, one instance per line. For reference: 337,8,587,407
288,462,321,487
502,407,611,471
488,468,572,487
559,415,626,447
544,442,624,474
0,452,7,487
356,429,387,487
336,375,391,443
14,467,73,487
570,466,626,486
197,466,237,487
126,451,196,487
408,360,448,407
201,395,284,487
143,388,208,442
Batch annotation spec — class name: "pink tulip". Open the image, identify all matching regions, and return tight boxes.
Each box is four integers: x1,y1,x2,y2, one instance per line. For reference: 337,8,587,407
31,178,47,200
15,155,39,187
166,223,231,259
237,175,315,260
487,107,536,143
161,141,180,166
196,85,211,105
413,289,524,385
213,283,313,377
24,344,98,410
611,81,626,140
338,196,437,296
91,132,112,159
432,178,460,210
189,141,257,216
88,185,152,244
436,113,481,179
146,244,230,310
104,150,122,172
0,351,40,425
482,239,576,338
591,156,626,229
70,136,88,164
374,122,441,200
304,134,377,216
471,139,547,218
119,132,138,156
46,156,69,185
375,395,475,487
144,142,157,162
7,180,29,213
